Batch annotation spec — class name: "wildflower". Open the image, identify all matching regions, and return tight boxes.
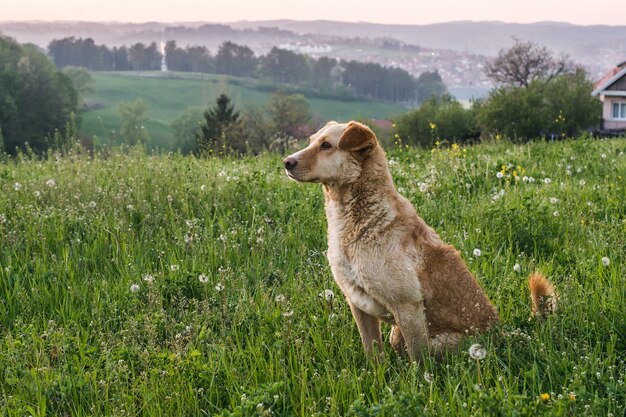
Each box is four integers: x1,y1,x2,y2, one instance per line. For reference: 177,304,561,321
553,211,559,217
170,264,180,272
198,274,209,283
513,263,521,273
601,154,607,159
14,182,21,191
473,248,482,257
468,343,486,360
540,393,550,402
126,204,134,211
319,289,335,301
423,372,434,383
130,283,140,293
496,172,504,179
275,294,285,303
143,274,155,284
200,184,207,192
602,257,610,267
46,179,56,188
429,122,437,130
215,282,224,292
568,392,576,401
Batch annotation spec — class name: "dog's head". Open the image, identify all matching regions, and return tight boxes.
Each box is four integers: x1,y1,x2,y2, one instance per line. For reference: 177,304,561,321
283,121,380,185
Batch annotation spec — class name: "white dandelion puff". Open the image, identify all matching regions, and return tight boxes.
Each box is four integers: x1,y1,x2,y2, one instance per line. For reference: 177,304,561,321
282,309,294,317
198,274,209,283
275,294,285,303
549,197,559,204
473,248,482,257
130,283,140,293
423,372,434,383
215,282,224,292
469,343,486,360
496,172,504,179
14,182,21,191
513,263,521,273
143,274,155,284
319,289,335,301
170,264,180,272
46,179,56,188
602,257,610,267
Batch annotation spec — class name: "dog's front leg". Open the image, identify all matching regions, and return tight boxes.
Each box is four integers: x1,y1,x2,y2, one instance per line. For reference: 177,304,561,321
347,300,383,359
392,301,430,363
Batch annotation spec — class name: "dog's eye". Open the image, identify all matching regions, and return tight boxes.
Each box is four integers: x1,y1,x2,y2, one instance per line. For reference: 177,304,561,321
320,142,332,150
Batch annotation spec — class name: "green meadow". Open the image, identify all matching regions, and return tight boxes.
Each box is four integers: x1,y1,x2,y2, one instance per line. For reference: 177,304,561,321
1,138,625,416
81,72,405,149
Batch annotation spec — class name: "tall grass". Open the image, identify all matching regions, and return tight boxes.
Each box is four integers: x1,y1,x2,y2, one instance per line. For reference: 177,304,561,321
0,138,624,416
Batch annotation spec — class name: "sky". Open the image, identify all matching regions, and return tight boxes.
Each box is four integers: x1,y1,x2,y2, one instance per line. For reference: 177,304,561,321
3,0,625,26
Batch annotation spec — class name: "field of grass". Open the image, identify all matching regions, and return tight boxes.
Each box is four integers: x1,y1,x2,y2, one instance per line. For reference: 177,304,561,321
81,72,406,150
1,138,625,416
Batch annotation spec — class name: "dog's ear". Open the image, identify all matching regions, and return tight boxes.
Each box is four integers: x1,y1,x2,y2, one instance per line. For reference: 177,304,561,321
337,121,377,156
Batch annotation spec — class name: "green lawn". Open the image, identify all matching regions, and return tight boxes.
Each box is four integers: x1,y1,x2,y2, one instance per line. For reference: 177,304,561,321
1,138,625,416
81,72,406,150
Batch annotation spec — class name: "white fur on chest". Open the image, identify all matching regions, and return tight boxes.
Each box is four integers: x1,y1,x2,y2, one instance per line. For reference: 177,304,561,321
326,205,422,323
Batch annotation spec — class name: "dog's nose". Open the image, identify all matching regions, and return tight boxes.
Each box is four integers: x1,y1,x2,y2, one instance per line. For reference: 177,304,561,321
284,156,298,171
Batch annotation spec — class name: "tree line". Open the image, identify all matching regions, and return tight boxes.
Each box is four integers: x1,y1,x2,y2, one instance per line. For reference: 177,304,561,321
395,40,601,147
47,37,446,103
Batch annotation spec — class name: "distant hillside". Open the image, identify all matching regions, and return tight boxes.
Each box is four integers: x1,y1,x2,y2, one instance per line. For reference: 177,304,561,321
81,71,405,149
2,20,624,84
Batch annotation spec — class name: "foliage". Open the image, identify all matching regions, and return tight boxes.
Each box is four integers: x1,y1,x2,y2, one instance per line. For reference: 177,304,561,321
395,94,479,147
268,92,312,152
1,138,624,416
486,39,576,87
478,71,600,140
118,98,149,145
0,35,77,154
197,94,242,154
165,40,214,73
47,37,440,103
62,66,94,107
171,107,205,155
416,70,448,104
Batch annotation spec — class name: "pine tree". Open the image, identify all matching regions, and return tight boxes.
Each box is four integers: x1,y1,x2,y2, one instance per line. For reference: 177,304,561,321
197,94,240,154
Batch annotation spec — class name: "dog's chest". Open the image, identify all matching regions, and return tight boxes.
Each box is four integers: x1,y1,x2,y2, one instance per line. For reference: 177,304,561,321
326,225,395,321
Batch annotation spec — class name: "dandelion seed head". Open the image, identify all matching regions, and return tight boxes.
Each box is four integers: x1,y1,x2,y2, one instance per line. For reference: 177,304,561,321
319,289,335,301
468,343,486,360
170,264,180,272
423,372,434,383
215,282,224,292
14,182,21,191
473,248,482,257
275,294,285,303
496,172,504,179
130,283,140,293
143,274,155,284
282,309,293,317
602,257,610,267
513,263,521,273
198,274,209,283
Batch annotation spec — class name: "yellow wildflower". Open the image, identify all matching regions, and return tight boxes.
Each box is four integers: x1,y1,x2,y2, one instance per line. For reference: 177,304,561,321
429,122,437,130
540,393,550,402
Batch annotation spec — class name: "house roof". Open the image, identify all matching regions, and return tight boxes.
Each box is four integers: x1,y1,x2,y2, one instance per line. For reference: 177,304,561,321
593,61,626,96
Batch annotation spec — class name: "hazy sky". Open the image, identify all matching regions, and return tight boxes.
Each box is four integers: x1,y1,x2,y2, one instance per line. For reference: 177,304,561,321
3,0,625,26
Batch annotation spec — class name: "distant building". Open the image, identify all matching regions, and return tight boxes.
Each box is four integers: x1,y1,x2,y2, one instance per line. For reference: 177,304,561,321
592,61,626,131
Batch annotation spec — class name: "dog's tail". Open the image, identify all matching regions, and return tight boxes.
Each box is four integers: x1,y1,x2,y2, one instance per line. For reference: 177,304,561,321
528,272,557,317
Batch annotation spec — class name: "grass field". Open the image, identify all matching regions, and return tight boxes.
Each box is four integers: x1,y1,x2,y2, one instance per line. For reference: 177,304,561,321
81,72,406,150
1,138,625,416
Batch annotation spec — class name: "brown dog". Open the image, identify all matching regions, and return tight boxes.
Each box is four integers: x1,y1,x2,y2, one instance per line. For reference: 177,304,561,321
284,121,556,362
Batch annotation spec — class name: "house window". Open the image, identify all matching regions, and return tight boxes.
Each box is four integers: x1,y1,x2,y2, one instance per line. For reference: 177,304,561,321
613,102,626,119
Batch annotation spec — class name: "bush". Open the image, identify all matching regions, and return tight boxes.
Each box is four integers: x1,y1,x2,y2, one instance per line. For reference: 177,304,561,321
395,94,479,147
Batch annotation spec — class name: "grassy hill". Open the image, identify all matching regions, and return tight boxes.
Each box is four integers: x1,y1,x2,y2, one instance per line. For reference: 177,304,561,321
81,72,406,149
1,138,624,415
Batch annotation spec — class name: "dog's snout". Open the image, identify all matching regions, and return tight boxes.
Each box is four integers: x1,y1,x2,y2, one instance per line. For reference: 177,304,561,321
284,156,298,171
